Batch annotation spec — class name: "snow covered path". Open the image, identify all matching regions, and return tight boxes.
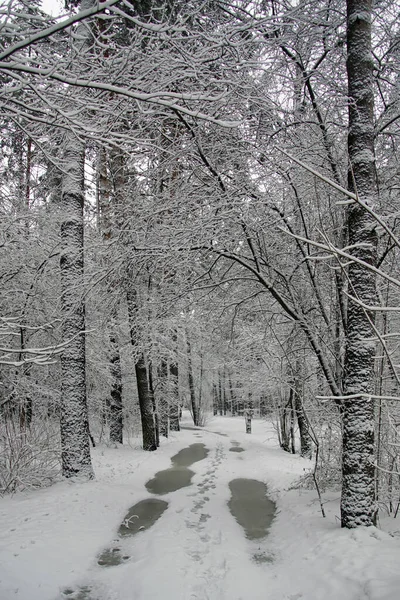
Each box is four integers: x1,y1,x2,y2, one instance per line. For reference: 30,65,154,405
1,415,400,600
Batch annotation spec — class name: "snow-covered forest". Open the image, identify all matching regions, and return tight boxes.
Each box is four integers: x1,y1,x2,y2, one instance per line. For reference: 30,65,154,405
1,0,400,598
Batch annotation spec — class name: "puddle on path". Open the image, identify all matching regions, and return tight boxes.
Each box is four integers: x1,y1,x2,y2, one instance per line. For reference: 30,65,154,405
229,440,245,452
171,443,209,467
118,498,169,536
145,467,195,495
228,479,276,540
145,444,209,495
97,498,168,567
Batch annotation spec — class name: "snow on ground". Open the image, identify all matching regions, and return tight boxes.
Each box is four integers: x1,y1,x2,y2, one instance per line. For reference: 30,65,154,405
1,413,400,600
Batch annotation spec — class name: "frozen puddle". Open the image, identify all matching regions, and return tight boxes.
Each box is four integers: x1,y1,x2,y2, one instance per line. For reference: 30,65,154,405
97,498,168,567
118,498,169,537
61,445,209,597
229,440,245,453
228,479,276,541
145,443,209,495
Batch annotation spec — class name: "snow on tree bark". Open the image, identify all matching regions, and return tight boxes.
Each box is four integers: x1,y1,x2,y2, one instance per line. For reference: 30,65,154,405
59,0,96,480
60,141,93,479
341,0,377,527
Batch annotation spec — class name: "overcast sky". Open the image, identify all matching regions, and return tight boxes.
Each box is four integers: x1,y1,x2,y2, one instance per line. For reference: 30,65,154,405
41,0,63,17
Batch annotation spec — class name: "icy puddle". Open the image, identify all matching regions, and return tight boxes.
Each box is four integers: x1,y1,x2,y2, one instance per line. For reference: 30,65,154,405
145,443,209,495
97,498,168,567
229,440,245,453
228,479,276,540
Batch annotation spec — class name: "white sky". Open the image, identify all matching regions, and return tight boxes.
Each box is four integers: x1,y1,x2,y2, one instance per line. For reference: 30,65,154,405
41,0,63,17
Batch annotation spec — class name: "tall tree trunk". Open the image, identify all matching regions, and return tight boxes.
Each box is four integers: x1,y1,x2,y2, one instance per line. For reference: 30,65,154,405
187,336,199,426
341,0,377,528
59,138,93,478
126,287,158,451
157,359,169,437
218,372,223,416
294,385,312,459
148,367,160,447
222,369,227,416
213,383,218,416
292,357,312,459
135,354,157,451
228,373,236,415
169,357,180,431
59,0,96,480
109,334,123,444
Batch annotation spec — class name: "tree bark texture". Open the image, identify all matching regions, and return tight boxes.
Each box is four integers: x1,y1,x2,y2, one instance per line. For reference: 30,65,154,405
169,360,180,431
157,360,169,438
213,383,218,416
294,387,312,459
60,141,93,479
59,0,97,480
109,334,123,444
187,337,199,426
341,0,377,528
126,287,158,451
135,355,158,451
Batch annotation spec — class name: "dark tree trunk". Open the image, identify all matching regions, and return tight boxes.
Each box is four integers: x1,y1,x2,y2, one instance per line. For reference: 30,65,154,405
169,360,180,431
148,366,160,448
213,383,218,416
187,336,199,426
279,398,295,454
109,335,123,444
127,287,158,451
288,389,296,454
223,389,227,416
135,355,157,451
294,386,312,459
292,359,312,459
218,372,223,416
157,360,169,438
228,374,236,415
341,0,377,528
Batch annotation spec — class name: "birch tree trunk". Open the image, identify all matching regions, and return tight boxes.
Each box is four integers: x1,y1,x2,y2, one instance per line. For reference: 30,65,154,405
341,0,377,527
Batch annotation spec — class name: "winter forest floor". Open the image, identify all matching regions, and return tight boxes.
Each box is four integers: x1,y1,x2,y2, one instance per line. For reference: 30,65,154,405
1,415,400,600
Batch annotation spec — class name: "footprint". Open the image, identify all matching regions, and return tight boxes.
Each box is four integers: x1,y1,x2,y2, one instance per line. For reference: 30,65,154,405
199,513,210,523
61,585,93,600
